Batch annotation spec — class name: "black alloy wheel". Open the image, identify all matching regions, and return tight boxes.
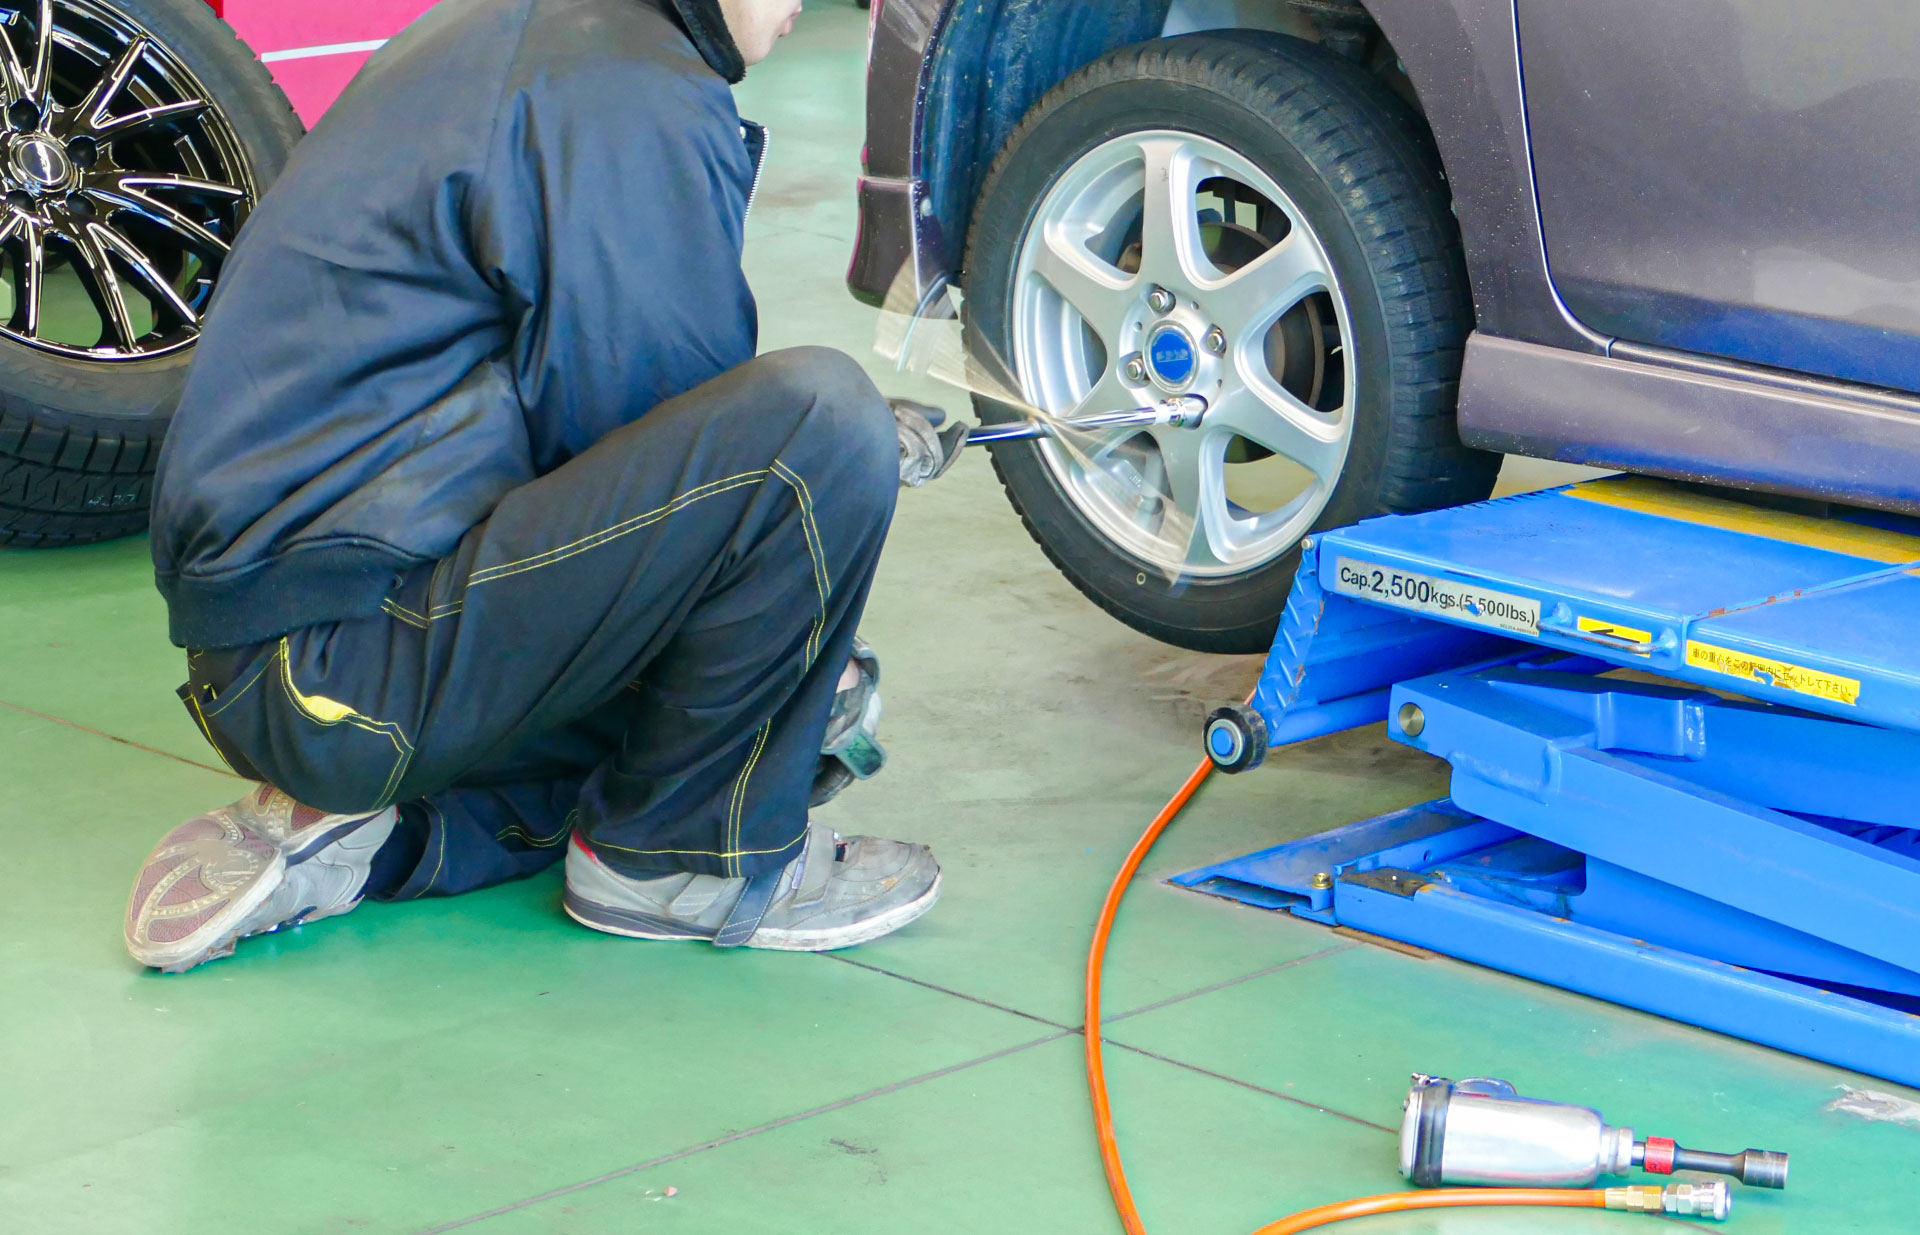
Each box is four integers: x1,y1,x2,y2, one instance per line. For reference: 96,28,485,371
0,0,301,548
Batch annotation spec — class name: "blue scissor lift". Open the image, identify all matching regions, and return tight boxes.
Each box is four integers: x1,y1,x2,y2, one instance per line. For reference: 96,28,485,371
1179,475,1920,1086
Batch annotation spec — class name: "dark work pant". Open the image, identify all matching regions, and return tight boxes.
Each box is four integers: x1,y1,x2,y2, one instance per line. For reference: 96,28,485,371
181,347,898,899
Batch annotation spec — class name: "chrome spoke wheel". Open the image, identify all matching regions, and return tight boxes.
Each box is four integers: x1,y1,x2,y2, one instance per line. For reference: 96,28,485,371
0,0,255,360
1011,130,1354,578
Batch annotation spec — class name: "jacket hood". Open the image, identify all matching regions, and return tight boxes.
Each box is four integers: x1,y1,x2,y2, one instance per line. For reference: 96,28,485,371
664,0,746,83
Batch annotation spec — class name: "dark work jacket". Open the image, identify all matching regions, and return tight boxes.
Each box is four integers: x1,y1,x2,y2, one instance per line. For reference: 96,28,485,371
150,0,762,649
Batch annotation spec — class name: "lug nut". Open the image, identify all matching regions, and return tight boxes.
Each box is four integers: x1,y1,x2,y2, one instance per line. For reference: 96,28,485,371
1204,325,1226,354
1147,285,1176,314
1124,355,1148,383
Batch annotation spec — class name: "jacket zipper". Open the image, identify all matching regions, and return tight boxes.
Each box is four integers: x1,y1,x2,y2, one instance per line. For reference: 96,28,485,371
741,120,768,222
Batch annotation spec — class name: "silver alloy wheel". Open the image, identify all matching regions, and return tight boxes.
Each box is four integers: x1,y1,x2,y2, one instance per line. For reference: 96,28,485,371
1011,130,1354,577
0,0,256,360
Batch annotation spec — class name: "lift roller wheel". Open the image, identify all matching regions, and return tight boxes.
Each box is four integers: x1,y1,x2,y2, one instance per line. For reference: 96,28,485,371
1204,704,1269,773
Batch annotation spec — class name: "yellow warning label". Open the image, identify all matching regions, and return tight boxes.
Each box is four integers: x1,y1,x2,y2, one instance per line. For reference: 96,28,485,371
1577,616,1655,654
1684,642,1861,706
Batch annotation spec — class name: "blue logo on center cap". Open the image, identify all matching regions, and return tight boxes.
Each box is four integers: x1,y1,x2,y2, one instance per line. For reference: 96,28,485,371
1147,325,1197,388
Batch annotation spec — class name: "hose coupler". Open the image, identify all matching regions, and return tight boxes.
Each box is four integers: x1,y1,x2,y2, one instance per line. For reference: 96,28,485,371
1603,1182,1732,1220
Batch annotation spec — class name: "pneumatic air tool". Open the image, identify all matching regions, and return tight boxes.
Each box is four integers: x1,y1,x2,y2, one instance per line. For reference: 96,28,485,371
1401,1075,1789,1220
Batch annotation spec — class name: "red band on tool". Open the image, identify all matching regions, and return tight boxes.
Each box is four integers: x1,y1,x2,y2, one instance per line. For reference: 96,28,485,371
1644,1137,1677,1174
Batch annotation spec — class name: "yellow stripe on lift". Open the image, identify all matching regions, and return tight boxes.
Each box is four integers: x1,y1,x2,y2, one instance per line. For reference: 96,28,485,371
1685,641,1861,706
1564,475,1920,565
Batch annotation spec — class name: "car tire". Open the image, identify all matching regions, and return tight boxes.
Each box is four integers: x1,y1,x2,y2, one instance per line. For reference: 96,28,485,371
0,0,303,548
964,32,1497,653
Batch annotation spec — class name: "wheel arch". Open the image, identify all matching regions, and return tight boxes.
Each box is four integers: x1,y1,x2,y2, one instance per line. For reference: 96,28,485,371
924,1,1444,290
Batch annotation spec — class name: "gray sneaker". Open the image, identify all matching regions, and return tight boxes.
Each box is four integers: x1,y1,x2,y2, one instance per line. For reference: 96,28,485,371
125,785,398,973
564,822,941,951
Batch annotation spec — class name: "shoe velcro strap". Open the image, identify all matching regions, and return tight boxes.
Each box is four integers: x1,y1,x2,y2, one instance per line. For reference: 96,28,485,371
713,865,785,948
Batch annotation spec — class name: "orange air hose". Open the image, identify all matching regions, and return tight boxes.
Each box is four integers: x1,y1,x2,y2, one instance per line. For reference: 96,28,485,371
1250,1189,1608,1234
1084,749,1637,1234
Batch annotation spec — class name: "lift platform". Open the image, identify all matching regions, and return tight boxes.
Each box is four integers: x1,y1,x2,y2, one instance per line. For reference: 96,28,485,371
1177,475,1920,1086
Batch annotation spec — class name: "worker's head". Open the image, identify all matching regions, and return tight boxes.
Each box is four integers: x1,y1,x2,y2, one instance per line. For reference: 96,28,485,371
717,0,803,65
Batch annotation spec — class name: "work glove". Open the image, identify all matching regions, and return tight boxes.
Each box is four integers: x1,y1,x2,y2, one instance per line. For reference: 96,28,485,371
892,397,969,488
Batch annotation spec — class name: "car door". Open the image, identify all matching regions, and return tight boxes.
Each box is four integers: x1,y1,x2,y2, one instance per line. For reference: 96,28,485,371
1516,0,1920,393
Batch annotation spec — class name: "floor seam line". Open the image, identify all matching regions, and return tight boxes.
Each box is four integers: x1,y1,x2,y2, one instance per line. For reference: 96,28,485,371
413,1030,1073,1232
1101,1039,1397,1134
824,954,1078,1031
1100,943,1358,1027
0,698,238,778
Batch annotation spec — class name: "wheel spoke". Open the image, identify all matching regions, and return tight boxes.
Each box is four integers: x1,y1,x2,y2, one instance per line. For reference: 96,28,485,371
1136,136,1205,291
1208,384,1349,486
1200,234,1332,334
69,225,140,348
78,36,152,128
92,222,198,328
26,0,52,104
1026,225,1133,337
0,11,28,103
0,212,40,334
117,173,246,201
93,98,211,144
14,216,40,334
1154,429,1230,568
90,177,234,259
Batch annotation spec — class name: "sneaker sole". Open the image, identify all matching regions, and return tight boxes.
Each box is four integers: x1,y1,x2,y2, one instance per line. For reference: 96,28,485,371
128,851,288,973
561,891,715,942
563,870,943,952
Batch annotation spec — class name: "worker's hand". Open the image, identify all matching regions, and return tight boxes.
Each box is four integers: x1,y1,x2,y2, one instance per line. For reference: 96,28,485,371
892,397,969,488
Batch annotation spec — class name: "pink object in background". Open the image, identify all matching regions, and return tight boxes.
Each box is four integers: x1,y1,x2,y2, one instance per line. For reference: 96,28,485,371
217,0,442,127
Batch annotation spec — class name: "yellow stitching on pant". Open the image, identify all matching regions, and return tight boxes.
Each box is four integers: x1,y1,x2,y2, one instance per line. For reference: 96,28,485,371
770,465,827,666
274,640,415,807
386,596,463,623
465,471,770,586
496,806,579,848
419,800,447,896
725,721,772,876
467,476,765,587
380,598,430,630
770,459,831,592
202,656,273,719
184,693,243,778
496,824,571,848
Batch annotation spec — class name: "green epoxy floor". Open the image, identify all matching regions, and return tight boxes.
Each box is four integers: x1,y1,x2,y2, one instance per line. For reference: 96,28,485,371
4,8,1917,1232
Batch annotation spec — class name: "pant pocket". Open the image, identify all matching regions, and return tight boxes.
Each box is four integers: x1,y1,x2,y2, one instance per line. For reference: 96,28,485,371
199,633,417,814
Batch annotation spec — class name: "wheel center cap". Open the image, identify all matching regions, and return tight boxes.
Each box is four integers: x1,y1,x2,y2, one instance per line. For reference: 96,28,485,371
11,136,70,191
1146,323,1198,391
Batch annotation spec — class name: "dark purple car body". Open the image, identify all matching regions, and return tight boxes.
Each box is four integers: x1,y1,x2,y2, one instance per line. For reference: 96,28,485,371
850,0,1920,514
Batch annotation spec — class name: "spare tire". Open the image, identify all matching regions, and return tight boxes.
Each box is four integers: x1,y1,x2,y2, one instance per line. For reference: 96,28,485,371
0,0,302,548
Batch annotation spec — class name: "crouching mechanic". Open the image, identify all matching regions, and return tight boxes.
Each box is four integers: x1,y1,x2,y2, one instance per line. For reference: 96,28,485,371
124,0,951,972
